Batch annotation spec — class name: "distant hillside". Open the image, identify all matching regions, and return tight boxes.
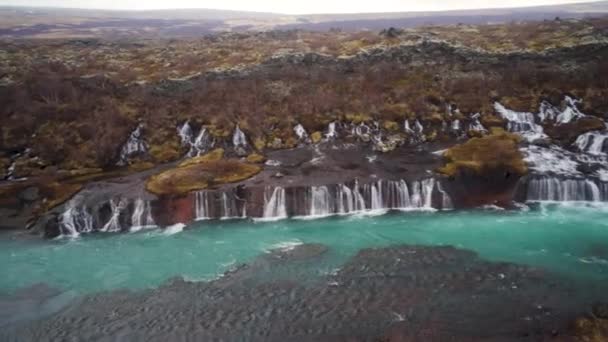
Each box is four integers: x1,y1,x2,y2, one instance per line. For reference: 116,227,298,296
0,1,608,38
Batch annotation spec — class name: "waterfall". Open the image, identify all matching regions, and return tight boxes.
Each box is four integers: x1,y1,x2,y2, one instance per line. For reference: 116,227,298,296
575,132,608,155
526,177,606,202
294,124,310,144
190,127,214,157
353,180,366,211
436,181,454,210
195,191,211,220
100,199,127,232
404,120,414,133
117,124,148,166
221,192,231,219
467,114,487,133
494,102,544,141
414,120,424,134
451,119,461,132
131,199,155,231
232,125,248,148
336,184,354,213
262,187,287,219
324,122,338,140
59,203,93,237
178,121,193,145
310,186,332,216
421,178,435,208
538,101,560,122
369,182,382,210
556,96,585,124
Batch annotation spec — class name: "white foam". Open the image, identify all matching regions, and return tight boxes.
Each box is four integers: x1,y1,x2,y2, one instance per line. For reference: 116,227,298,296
163,223,185,235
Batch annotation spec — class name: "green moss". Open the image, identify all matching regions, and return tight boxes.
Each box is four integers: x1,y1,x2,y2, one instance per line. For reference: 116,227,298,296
146,159,261,195
253,137,266,151
344,113,372,124
179,148,224,167
246,152,266,163
438,130,527,177
310,131,323,143
382,121,400,131
149,141,181,163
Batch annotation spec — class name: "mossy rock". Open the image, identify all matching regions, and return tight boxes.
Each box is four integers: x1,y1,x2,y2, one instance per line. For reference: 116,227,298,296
253,137,266,151
146,159,261,195
438,130,527,177
574,317,608,342
310,131,323,143
150,141,181,163
344,113,372,124
179,148,224,167
546,116,606,144
382,121,400,131
246,153,266,163
480,114,506,128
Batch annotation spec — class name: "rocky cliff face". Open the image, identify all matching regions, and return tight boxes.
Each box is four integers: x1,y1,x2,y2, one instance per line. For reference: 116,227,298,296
1,18,608,236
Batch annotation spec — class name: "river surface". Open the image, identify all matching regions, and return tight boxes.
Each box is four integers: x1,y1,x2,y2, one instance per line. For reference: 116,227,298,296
2,203,608,340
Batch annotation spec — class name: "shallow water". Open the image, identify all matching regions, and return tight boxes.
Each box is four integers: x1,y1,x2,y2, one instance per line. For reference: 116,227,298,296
1,203,608,295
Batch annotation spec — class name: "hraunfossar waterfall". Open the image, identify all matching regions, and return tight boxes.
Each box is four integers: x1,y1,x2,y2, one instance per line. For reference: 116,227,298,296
3,9,608,341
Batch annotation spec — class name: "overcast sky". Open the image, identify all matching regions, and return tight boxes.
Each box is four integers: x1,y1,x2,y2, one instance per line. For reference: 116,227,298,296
0,0,598,14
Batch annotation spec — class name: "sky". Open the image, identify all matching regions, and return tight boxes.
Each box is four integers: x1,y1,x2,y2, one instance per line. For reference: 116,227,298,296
0,0,599,14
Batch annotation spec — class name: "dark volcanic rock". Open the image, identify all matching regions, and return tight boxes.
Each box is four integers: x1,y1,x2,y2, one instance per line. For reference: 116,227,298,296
2,245,602,341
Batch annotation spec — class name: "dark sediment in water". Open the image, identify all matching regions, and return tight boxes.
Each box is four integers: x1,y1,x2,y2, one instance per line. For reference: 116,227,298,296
1,244,603,341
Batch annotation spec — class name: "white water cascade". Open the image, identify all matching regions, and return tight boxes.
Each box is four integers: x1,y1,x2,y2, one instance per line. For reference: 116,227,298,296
59,202,93,237
324,122,338,140
100,199,127,232
526,177,605,202
178,121,193,145
262,187,287,220
310,186,332,216
232,125,248,148
575,131,608,155
494,103,544,141
117,124,148,166
195,191,211,220
294,124,310,144
191,127,214,157
130,199,156,231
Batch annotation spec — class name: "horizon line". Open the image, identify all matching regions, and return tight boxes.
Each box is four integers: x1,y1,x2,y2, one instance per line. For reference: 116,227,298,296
0,0,606,16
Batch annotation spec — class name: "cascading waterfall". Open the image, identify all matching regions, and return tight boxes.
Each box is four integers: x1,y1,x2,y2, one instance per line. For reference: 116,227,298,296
59,204,93,237
178,121,193,145
575,131,608,155
468,114,487,133
131,199,156,231
451,120,461,132
232,125,248,148
494,103,544,141
195,191,211,220
100,199,127,232
436,181,454,210
324,122,338,140
525,177,606,202
262,187,287,219
404,120,414,133
117,124,148,166
414,120,424,134
190,128,214,157
294,124,310,144
556,96,585,124
310,186,332,216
